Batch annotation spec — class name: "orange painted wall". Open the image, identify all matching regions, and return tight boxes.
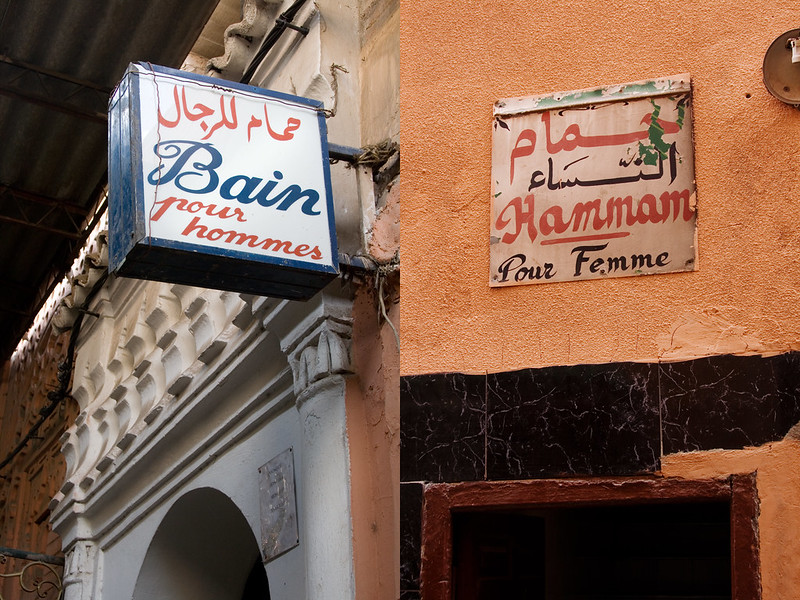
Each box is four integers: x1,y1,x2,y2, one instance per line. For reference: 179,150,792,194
400,0,800,375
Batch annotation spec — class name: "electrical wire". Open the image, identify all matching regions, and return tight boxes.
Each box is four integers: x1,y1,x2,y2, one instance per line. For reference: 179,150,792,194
240,0,309,85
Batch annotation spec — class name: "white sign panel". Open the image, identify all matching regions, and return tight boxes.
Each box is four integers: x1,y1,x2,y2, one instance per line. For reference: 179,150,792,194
490,75,697,286
108,63,338,300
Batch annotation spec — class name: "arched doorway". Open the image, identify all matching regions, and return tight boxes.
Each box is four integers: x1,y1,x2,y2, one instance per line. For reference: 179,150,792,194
133,487,270,600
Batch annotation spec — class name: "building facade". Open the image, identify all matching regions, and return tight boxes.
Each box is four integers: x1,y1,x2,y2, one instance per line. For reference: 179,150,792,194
401,2,800,599
2,0,398,598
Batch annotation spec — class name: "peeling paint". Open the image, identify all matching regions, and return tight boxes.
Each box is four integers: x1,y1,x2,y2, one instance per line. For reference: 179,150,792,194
494,74,691,117
657,308,792,361
601,85,624,96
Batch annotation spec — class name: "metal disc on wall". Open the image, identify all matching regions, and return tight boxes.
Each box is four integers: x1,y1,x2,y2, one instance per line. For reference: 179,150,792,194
763,29,800,105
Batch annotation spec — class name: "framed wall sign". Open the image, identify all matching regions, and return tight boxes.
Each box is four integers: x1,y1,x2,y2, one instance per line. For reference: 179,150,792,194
490,75,696,287
108,63,338,300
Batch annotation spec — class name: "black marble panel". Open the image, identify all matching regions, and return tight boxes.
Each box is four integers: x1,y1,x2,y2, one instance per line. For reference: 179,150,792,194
661,353,800,453
400,482,423,594
399,592,420,600
486,362,660,479
401,373,486,482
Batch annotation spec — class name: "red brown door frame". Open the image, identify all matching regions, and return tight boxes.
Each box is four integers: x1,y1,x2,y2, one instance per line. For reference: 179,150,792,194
420,475,760,600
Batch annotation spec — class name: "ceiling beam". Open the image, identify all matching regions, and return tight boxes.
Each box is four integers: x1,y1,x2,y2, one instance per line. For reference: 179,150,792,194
0,185,89,239
0,55,111,93
0,82,107,123
0,185,88,213
0,213,82,239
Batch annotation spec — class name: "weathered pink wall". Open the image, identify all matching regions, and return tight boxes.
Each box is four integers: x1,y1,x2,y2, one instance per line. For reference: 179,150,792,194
348,281,400,600
400,0,800,375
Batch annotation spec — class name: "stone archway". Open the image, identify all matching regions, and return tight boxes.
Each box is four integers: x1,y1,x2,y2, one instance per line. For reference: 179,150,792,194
132,487,269,600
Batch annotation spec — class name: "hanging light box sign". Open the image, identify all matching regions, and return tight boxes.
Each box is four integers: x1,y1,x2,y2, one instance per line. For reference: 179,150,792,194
108,63,338,300
490,75,697,287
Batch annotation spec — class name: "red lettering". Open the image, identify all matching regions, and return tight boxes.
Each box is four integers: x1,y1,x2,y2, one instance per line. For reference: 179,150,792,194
264,106,301,141
212,206,247,222
635,194,658,224
180,216,323,261
150,197,249,224
181,216,207,237
543,110,682,154
495,194,536,243
538,205,570,237
151,196,187,221
509,130,536,185
603,196,636,228
659,189,694,222
497,189,694,245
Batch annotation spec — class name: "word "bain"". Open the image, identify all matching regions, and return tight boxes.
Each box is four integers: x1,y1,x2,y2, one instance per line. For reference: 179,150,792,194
147,140,322,216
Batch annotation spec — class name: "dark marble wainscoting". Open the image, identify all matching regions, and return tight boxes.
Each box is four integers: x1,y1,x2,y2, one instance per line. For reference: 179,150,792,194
400,482,422,599
486,363,661,479
400,351,800,595
660,352,800,453
400,374,487,482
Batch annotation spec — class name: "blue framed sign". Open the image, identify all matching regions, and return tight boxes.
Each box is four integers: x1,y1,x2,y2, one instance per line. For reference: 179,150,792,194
108,63,338,300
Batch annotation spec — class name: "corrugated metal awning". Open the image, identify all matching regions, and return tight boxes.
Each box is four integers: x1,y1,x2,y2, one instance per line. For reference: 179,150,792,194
0,0,223,362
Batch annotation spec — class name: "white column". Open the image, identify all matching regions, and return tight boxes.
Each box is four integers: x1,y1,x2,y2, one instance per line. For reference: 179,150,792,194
296,375,355,600
62,540,100,600
270,291,356,600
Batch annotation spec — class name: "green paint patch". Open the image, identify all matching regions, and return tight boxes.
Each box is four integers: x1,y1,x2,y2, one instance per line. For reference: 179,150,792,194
637,99,673,166
636,96,687,166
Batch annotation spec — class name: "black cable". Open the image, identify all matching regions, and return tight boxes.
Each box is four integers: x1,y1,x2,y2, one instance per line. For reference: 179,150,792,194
240,0,309,85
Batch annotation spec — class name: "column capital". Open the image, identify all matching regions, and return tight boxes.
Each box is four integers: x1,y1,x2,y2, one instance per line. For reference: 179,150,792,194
257,289,355,398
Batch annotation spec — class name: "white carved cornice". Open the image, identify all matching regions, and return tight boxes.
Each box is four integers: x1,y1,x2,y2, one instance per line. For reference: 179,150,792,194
56,277,251,506
54,277,357,521
289,318,353,400
207,0,283,80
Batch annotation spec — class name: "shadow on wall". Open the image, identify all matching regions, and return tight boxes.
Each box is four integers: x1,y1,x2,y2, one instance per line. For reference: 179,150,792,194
133,487,269,600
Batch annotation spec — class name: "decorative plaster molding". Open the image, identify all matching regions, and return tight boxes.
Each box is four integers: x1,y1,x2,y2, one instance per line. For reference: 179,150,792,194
207,0,282,80
56,278,251,506
54,280,359,527
289,319,353,399
62,540,98,600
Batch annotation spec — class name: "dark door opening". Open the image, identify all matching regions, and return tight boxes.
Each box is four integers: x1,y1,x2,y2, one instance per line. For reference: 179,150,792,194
241,555,271,600
453,502,731,600
421,476,760,600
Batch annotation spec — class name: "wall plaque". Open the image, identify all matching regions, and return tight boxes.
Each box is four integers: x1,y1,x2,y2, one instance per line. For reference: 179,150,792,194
490,75,696,286
259,447,299,563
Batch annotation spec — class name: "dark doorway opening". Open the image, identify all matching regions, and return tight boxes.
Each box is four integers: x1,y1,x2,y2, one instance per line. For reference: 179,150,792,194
241,555,272,600
453,502,731,600
132,487,271,600
421,476,760,600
